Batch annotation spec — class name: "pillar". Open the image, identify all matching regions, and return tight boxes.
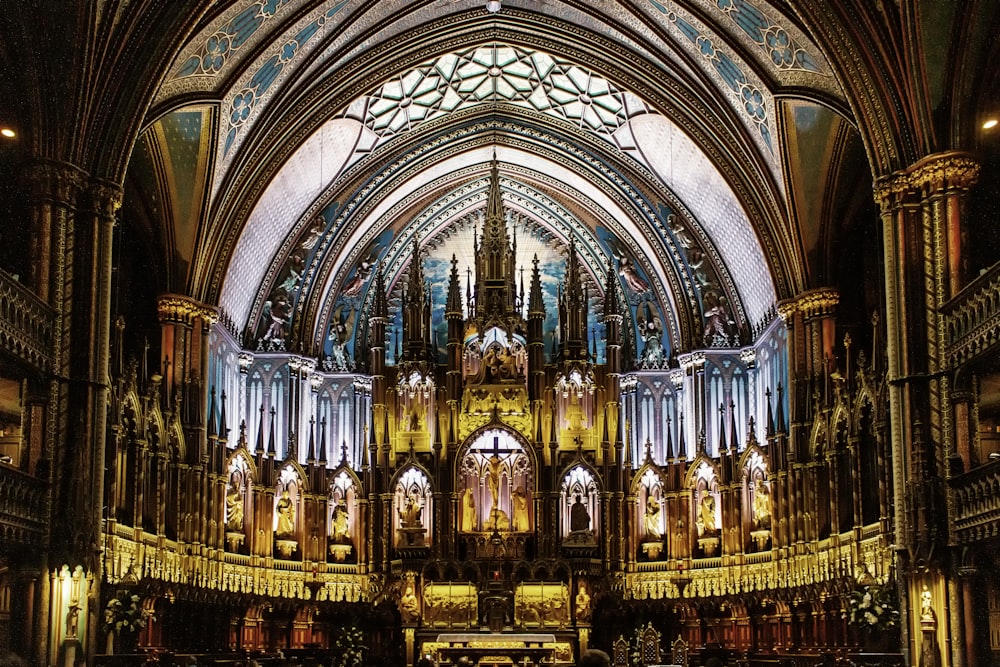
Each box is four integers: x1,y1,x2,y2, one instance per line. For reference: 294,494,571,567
874,152,979,667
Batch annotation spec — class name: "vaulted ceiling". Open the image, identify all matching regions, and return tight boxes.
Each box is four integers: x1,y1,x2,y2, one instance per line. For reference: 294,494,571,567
124,0,877,359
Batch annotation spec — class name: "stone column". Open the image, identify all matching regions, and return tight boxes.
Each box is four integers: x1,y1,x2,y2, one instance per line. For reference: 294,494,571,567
24,162,121,665
873,152,979,666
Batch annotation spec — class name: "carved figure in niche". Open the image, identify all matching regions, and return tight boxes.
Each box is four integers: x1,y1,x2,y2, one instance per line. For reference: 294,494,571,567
399,494,422,528
461,487,476,532
575,583,592,623
275,489,295,538
327,303,357,371
752,479,771,529
480,345,501,383
512,486,530,532
636,300,666,367
570,495,591,533
565,391,586,430
698,494,716,536
643,496,662,541
66,603,80,638
299,217,325,250
399,581,420,623
341,244,381,297
920,585,935,622
278,250,306,294
607,235,650,293
488,507,510,531
331,500,350,544
486,453,504,510
262,288,291,342
702,290,733,346
225,484,244,532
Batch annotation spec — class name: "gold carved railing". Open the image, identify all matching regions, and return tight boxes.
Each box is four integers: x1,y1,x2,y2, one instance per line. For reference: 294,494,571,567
943,261,1000,365
103,530,368,602
627,527,890,600
949,459,1000,544
0,269,55,372
0,463,49,548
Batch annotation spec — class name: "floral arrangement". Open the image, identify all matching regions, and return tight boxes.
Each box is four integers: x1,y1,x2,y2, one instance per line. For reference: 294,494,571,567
849,583,900,632
331,625,367,667
103,589,151,635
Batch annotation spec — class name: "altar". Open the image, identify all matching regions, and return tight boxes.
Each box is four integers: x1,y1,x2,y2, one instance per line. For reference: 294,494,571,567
422,632,574,667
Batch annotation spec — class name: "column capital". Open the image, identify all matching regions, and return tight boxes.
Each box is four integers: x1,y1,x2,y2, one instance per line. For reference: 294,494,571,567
873,151,980,210
21,160,86,205
157,294,218,326
678,350,705,371
81,178,123,220
777,288,839,321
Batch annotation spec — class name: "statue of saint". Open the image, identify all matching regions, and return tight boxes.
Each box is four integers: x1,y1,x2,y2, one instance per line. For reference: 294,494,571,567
575,583,592,623
226,486,244,532
275,489,295,538
331,500,350,543
643,495,662,541
512,486,530,532
920,585,935,622
699,493,716,536
399,582,420,623
399,494,422,528
752,479,771,529
461,487,476,532
570,494,590,533
565,392,586,430
66,603,80,638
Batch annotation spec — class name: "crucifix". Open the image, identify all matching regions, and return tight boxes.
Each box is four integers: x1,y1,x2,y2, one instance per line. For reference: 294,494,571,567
484,435,518,512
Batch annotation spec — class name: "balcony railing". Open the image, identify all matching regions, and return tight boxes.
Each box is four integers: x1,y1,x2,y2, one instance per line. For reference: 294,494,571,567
0,269,54,373
0,463,49,548
948,458,1000,544
943,261,1000,366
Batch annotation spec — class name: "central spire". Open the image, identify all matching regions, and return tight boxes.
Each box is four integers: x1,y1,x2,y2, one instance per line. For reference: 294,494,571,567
480,155,512,263
473,154,519,325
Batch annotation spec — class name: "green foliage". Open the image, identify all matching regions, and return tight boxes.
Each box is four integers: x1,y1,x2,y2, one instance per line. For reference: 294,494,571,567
103,589,152,635
331,624,367,667
849,583,900,632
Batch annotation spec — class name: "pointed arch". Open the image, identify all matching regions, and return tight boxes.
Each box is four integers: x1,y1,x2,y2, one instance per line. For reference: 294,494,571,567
634,466,667,551
457,426,536,534
392,464,434,549
328,467,360,557
224,451,254,542
560,455,601,543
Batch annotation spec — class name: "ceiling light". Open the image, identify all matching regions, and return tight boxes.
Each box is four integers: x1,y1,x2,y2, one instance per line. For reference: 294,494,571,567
486,0,501,12
984,118,998,130
0,128,15,139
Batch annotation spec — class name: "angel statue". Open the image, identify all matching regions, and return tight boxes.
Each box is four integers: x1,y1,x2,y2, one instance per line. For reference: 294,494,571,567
606,235,650,294
327,303,357,371
636,300,666,368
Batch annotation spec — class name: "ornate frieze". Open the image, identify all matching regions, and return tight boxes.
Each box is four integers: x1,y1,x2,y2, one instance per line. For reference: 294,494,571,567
157,294,219,326
21,161,86,205
873,152,980,210
775,288,838,321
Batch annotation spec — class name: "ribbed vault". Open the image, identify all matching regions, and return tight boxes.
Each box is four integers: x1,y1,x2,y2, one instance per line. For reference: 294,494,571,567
132,0,860,363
